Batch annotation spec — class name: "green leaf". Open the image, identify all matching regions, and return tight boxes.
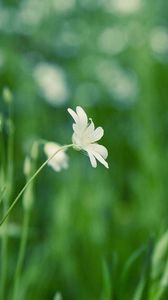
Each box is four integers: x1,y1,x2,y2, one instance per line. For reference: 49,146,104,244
101,259,112,300
152,231,168,280
133,239,154,300
121,246,145,284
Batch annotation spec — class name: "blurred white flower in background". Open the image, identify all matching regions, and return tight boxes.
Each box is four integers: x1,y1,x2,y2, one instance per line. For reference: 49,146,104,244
96,60,138,106
111,70,138,103
18,0,45,28
150,27,168,61
52,0,75,12
56,28,80,57
98,26,128,55
105,0,142,14
44,142,69,172
34,63,69,106
68,106,109,169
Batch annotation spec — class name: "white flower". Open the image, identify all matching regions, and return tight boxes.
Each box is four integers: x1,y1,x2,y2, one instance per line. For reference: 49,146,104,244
44,142,69,172
68,106,109,169
34,63,69,106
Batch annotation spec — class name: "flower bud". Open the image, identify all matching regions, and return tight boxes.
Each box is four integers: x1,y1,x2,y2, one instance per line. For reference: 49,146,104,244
23,157,34,211
22,186,33,212
3,87,13,104
31,141,39,160
53,292,63,300
23,157,32,177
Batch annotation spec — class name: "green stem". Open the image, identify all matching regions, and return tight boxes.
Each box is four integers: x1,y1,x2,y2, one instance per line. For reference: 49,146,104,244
13,142,37,300
1,111,14,298
13,208,30,300
0,144,73,226
0,91,14,299
0,223,8,300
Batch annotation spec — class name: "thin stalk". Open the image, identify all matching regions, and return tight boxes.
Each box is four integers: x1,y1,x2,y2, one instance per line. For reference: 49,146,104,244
0,90,14,299
0,185,6,298
0,132,6,300
0,186,7,300
13,142,37,300
0,102,14,299
13,208,30,300
0,144,73,226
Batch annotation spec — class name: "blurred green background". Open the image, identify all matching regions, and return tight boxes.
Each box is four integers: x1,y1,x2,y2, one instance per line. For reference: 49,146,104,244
0,0,168,299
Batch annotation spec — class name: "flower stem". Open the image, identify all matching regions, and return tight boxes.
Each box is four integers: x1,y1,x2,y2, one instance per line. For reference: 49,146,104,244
0,100,14,299
12,208,30,300
13,142,37,300
0,199,7,300
0,144,73,226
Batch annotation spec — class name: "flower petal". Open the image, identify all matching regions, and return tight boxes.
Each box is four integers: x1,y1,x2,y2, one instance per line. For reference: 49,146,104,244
48,161,61,172
84,144,108,168
68,106,109,165
87,151,97,168
92,127,104,142
68,108,79,123
84,121,95,136
73,123,80,133
76,106,88,126
44,142,69,172
90,143,108,159
91,150,109,168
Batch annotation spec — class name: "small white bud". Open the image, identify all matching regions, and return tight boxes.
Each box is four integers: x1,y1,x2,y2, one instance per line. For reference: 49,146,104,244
23,157,32,177
22,187,33,211
53,292,63,300
31,141,39,160
3,87,13,104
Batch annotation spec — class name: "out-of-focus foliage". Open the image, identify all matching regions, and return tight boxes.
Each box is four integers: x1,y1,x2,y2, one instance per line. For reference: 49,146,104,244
0,0,168,299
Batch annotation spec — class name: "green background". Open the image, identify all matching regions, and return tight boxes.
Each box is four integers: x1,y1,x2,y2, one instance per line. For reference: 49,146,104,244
0,0,168,299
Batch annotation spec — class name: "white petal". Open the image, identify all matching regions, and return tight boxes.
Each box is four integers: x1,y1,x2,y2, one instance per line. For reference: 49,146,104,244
49,161,61,172
93,151,109,168
92,127,104,142
44,142,69,172
72,133,81,147
84,145,108,168
73,123,79,133
73,123,86,135
84,121,95,136
90,143,108,159
44,142,60,155
68,108,79,123
76,106,88,126
87,151,97,168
